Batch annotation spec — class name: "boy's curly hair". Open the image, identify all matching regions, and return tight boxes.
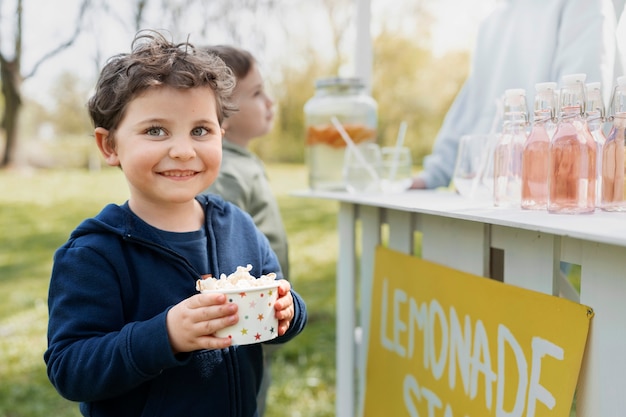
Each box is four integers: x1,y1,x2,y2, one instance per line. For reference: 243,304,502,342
87,29,237,134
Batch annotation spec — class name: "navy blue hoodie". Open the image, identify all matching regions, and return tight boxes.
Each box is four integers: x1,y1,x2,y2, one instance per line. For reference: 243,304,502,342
44,194,307,417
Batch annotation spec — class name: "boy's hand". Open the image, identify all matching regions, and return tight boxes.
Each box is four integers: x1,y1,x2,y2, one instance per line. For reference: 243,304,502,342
274,279,295,336
166,293,238,353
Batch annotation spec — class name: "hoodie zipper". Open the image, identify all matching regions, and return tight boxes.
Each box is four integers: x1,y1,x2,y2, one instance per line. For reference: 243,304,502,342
122,233,202,281
122,231,242,416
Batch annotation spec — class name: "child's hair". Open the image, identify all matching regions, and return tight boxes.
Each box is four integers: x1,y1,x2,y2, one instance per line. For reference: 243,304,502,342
201,45,256,81
88,30,237,134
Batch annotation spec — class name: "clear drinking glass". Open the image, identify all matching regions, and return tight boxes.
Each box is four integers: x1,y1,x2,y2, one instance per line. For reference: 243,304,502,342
380,146,413,193
453,134,497,201
343,143,382,193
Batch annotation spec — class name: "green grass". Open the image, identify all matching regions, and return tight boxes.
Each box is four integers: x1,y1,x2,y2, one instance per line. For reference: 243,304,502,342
0,165,339,417
0,165,583,417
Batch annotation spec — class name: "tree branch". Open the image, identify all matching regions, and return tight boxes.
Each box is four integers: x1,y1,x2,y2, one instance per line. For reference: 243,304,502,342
23,0,92,80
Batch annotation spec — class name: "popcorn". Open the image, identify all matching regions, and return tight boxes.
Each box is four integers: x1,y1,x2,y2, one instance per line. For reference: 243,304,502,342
195,264,280,345
196,264,277,292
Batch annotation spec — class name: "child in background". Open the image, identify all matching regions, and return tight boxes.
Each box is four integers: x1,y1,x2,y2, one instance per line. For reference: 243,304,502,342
201,44,289,417
44,30,307,417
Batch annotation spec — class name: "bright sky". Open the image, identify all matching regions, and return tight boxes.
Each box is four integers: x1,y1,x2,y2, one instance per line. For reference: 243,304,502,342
3,0,497,106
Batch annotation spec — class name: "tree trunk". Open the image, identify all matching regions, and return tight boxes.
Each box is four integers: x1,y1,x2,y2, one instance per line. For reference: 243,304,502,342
0,55,23,168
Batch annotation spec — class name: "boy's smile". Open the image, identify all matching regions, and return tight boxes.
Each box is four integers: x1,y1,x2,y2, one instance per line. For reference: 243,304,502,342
95,85,223,228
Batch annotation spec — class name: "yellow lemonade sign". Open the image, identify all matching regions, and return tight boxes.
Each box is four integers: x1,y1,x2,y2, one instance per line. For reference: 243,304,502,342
365,246,593,417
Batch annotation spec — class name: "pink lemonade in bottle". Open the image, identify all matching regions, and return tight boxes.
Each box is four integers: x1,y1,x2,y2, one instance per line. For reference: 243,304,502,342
522,82,556,210
601,76,626,211
548,73,596,214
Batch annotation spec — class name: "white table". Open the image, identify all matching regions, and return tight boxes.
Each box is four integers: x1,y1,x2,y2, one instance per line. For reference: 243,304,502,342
295,189,626,417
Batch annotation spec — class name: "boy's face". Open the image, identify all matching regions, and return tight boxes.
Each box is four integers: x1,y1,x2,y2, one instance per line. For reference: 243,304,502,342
96,86,223,211
222,63,274,145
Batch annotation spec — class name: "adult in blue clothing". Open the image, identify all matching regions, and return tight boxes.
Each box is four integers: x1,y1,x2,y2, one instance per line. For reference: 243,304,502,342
412,0,617,190
44,30,307,417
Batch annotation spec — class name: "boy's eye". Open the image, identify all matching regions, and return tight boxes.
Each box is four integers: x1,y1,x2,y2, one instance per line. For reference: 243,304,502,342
146,126,165,136
191,127,209,136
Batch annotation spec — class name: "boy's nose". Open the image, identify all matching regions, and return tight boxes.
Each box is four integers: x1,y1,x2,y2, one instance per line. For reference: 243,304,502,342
169,136,197,160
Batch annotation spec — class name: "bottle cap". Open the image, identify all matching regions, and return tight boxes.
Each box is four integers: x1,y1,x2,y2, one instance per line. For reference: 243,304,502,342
586,82,601,91
610,77,626,116
505,88,526,96
562,73,587,85
535,82,557,92
504,88,526,106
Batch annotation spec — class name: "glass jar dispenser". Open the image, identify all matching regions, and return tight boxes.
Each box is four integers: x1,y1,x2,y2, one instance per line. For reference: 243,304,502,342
304,77,378,190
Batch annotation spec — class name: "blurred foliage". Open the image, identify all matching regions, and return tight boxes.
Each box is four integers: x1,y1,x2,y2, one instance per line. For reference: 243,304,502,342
7,3,470,170
48,72,93,136
372,30,469,163
253,43,336,163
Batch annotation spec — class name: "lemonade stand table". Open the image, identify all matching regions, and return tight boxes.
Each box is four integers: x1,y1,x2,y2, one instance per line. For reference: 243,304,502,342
294,189,626,417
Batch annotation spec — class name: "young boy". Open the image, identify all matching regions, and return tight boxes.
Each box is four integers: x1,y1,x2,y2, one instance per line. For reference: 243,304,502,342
44,30,307,417
201,45,289,416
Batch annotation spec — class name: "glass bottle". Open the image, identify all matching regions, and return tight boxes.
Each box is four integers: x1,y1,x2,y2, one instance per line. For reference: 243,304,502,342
548,73,596,214
586,82,606,206
494,88,529,207
601,76,626,211
521,82,557,210
303,77,378,190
